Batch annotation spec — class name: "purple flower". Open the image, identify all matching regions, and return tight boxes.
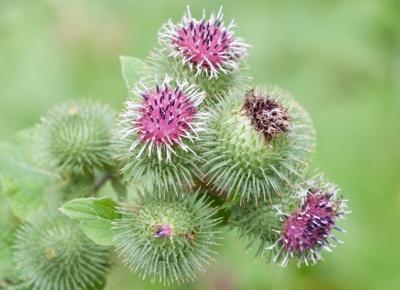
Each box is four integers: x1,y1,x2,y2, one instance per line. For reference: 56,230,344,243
268,178,351,267
159,6,250,79
118,75,208,163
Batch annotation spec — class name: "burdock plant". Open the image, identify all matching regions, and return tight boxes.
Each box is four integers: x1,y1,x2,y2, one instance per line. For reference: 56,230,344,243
0,5,350,289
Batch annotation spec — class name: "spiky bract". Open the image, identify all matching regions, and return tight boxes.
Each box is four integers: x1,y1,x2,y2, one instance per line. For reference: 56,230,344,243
229,197,288,264
112,189,222,285
158,6,250,80
14,209,111,290
266,176,350,267
36,99,116,175
144,51,250,107
229,177,300,264
113,75,209,193
200,86,316,203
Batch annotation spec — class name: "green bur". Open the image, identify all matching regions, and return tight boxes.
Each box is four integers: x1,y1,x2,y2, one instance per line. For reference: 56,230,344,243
112,189,222,285
229,182,299,265
36,99,116,175
13,209,111,290
200,85,316,203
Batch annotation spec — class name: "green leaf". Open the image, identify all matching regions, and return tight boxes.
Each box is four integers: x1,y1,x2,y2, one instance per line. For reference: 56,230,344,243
219,192,240,210
0,128,59,220
0,224,19,282
0,192,21,282
60,197,122,246
119,55,145,102
111,177,126,200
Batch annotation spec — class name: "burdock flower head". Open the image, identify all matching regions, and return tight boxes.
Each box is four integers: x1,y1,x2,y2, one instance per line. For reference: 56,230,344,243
201,86,316,203
267,175,351,267
36,99,116,175
159,6,250,79
146,6,251,106
14,209,111,290
113,75,208,192
112,189,222,285
241,89,293,144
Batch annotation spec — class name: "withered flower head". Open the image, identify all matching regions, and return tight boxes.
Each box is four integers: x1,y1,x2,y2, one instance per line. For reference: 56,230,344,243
241,89,293,143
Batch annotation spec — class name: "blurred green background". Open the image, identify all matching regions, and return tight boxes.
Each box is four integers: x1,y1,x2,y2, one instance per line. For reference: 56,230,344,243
1,0,399,289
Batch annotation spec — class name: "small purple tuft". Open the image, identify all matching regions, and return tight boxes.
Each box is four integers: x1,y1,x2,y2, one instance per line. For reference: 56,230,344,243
153,225,173,238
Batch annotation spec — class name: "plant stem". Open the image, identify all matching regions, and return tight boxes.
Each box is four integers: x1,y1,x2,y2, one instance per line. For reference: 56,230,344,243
193,175,229,201
94,173,111,192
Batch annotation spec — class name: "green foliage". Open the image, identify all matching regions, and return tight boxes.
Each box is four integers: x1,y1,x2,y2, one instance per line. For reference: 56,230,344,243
61,197,122,246
0,190,20,287
200,86,316,203
36,99,116,175
43,174,95,207
0,129,58,220
112,189,222,285
120,55,146,102
13,209,111,290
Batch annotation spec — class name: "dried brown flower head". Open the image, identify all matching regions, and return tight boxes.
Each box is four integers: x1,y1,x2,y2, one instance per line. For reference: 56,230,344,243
241,89,293,143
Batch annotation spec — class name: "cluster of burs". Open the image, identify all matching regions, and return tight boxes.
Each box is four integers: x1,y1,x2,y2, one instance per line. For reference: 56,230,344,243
0,6,351,290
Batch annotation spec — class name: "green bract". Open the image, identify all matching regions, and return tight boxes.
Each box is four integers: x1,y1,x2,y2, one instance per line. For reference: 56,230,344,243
36,99,116,175
13,209,111,290
144,50,250,107
200,86,316,203
112,189,222,285
229,178,299,264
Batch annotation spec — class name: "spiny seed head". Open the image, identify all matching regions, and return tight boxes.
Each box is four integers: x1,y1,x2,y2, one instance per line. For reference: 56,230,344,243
267,175,351,267
113,75,208,193
36,99,116,175
13,209,111,290
200,86,316,203
158,6,250,79
241,89,293,143
112,189,222,285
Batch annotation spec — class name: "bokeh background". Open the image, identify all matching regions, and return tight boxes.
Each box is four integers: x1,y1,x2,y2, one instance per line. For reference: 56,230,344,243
1,0,399,289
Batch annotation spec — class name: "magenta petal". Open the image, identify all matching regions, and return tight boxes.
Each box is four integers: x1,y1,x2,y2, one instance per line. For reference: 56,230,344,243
153,225,173,238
